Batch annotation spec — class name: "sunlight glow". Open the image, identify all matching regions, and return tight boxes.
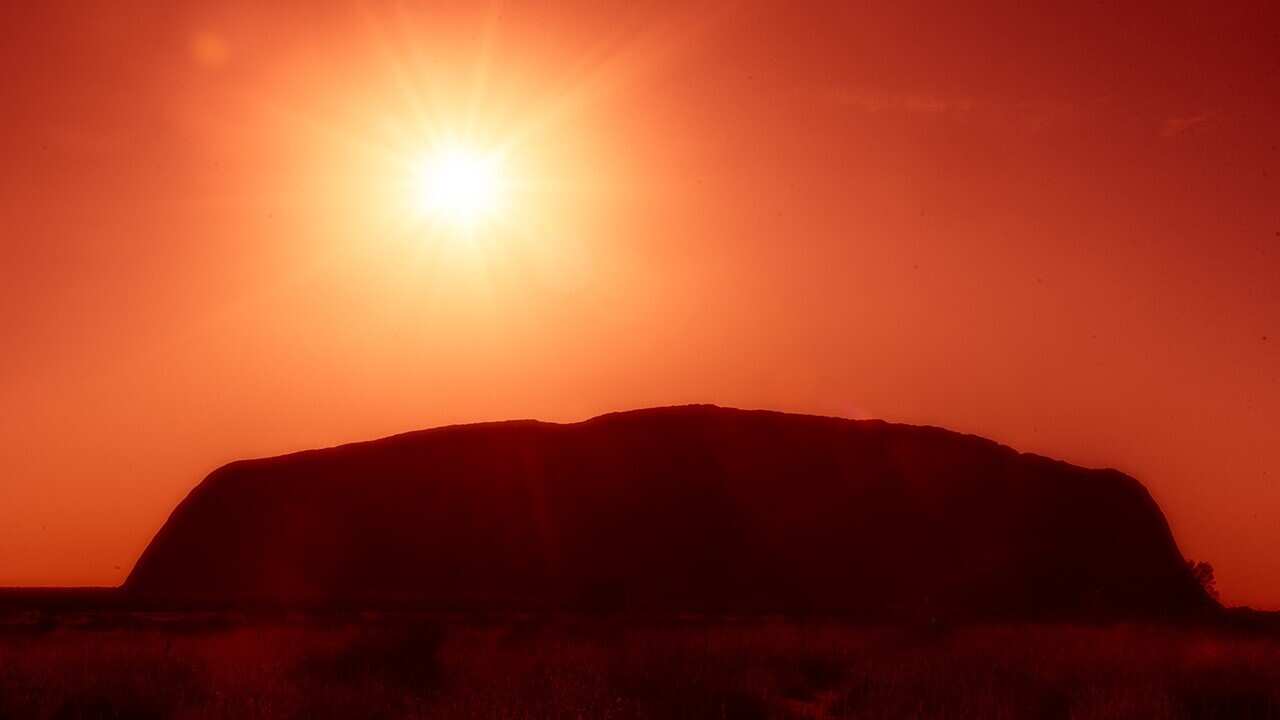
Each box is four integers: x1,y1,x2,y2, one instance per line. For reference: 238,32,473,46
413,146,506,227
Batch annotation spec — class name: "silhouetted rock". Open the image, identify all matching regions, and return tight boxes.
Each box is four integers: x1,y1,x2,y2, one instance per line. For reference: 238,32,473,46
125,405,1215,619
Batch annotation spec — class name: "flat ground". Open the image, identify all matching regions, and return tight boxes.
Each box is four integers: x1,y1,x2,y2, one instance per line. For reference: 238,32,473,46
2,610,1279,719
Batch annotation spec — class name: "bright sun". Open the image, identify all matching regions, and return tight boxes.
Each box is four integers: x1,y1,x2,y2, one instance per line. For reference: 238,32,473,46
413,145,506,227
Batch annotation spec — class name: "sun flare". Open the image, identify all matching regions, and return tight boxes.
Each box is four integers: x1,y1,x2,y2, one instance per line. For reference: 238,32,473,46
413,145,506,227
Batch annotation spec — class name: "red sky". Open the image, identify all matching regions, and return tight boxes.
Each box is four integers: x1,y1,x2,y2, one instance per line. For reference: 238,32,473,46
2,1,1278,607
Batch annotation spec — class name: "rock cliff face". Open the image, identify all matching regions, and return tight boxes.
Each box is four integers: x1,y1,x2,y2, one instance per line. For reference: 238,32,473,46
125,405,1214,618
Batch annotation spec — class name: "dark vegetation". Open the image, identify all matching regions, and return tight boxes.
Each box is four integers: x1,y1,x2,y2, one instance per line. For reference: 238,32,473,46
1188,561,1221,601
3,610,1280,719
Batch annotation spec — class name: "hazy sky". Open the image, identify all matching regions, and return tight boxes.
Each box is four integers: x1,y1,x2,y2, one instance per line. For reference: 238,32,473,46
2,1,1278,607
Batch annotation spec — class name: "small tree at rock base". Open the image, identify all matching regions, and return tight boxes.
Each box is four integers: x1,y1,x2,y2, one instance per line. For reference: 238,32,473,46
1187,560,1219,601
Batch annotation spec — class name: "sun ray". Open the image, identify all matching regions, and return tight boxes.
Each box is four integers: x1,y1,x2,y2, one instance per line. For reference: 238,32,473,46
465,0,505,137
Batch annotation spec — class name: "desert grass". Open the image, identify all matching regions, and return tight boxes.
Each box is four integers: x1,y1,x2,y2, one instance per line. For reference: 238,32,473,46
1,614,1278,719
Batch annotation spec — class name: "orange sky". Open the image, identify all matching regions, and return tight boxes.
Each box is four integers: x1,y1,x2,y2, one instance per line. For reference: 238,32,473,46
2,1,1278,607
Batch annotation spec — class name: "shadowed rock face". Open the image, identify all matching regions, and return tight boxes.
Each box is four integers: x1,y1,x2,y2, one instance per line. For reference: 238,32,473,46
125,405,1214,618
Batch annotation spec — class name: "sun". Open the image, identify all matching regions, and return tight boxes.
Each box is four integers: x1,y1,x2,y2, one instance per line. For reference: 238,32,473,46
412,145,506,228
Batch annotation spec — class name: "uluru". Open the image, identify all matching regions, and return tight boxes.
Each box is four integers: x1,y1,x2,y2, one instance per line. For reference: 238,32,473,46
124,405,1214,619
